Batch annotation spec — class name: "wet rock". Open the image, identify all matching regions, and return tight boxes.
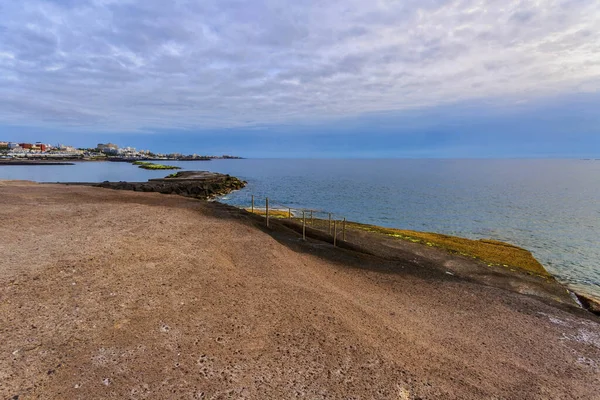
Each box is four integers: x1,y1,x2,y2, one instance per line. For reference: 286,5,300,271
576,294,600,316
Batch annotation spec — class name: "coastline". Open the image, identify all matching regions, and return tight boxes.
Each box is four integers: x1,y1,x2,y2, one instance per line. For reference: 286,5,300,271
1,180,599,398
63,170,247,200
50,174,600,313
244,206,600,312
249,208,598,313
0,156,244,163
0,160,76,165
4,167,599,312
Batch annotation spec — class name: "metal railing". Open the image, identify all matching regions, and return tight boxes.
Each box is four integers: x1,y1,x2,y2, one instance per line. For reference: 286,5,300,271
243,194,348,246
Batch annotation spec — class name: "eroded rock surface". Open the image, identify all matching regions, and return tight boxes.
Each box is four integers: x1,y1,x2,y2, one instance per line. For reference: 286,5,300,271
88,171,246,199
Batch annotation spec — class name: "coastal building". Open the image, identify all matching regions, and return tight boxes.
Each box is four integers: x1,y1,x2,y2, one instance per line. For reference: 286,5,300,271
97,143,118,151
34,142,47,152
97,143,119,154
57,144,78,152
19,143,33,149
8,142,20,149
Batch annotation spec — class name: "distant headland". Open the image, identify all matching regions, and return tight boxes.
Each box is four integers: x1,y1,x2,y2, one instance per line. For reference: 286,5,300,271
0,140,243,162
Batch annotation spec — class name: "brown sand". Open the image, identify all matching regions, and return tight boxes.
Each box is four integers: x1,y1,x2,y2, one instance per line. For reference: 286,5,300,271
1,181,599,399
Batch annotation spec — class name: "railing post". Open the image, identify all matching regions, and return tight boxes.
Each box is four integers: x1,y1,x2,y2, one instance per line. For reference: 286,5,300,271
333,220,337,247
343,217,346,241
302,210,306,241
328,213,332,234
265,197,269,227
288,208,292,219
310,210,313,225
251,195,254,213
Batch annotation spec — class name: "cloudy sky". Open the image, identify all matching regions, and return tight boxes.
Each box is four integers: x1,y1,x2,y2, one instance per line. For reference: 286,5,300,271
1,0,599,157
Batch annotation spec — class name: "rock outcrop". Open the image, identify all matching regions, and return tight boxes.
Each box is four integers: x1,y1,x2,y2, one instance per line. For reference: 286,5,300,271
91,171,246,199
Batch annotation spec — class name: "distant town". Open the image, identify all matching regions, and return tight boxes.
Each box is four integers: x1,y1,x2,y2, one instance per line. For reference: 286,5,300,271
0,141,242,161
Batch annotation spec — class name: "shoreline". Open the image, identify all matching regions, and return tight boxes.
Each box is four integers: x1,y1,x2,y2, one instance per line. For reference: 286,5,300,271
14,175,600,314
61,170,247,200
4,170,599,312
244,206,600,313
0,160,76,165
0,156,244,163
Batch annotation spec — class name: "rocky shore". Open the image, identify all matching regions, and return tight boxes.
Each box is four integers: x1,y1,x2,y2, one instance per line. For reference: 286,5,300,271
65,170,600,315
67,170,246,199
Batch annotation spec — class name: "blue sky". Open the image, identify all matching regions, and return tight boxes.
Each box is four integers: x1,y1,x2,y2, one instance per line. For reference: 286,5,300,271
1,0,599,157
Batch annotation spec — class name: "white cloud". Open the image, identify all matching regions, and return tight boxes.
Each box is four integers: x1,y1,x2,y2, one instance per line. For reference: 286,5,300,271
0,0,599,131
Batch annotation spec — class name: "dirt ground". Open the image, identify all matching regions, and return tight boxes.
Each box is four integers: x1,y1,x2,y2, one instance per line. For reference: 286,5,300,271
1,181,599,399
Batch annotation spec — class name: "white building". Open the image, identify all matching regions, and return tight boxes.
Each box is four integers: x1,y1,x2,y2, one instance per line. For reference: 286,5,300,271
97,143,119,153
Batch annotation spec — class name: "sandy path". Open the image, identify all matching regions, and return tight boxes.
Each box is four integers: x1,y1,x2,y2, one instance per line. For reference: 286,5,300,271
1,181,599,399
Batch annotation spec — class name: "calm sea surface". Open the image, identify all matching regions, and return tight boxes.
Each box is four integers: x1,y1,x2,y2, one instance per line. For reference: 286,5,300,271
2,159,599,300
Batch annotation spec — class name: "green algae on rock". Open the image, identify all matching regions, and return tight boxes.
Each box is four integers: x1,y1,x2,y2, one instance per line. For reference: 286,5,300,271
291,217,550,278
133,161,182,170
345,221,550,277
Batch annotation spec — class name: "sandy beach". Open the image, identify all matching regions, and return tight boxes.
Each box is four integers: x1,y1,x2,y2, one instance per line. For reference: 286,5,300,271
1,181,599,399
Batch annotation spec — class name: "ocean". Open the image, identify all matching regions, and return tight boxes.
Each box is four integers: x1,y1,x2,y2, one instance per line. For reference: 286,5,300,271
2,158,599,301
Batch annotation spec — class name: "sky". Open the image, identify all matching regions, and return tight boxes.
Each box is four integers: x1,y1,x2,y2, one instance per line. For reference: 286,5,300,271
1,0,599,157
